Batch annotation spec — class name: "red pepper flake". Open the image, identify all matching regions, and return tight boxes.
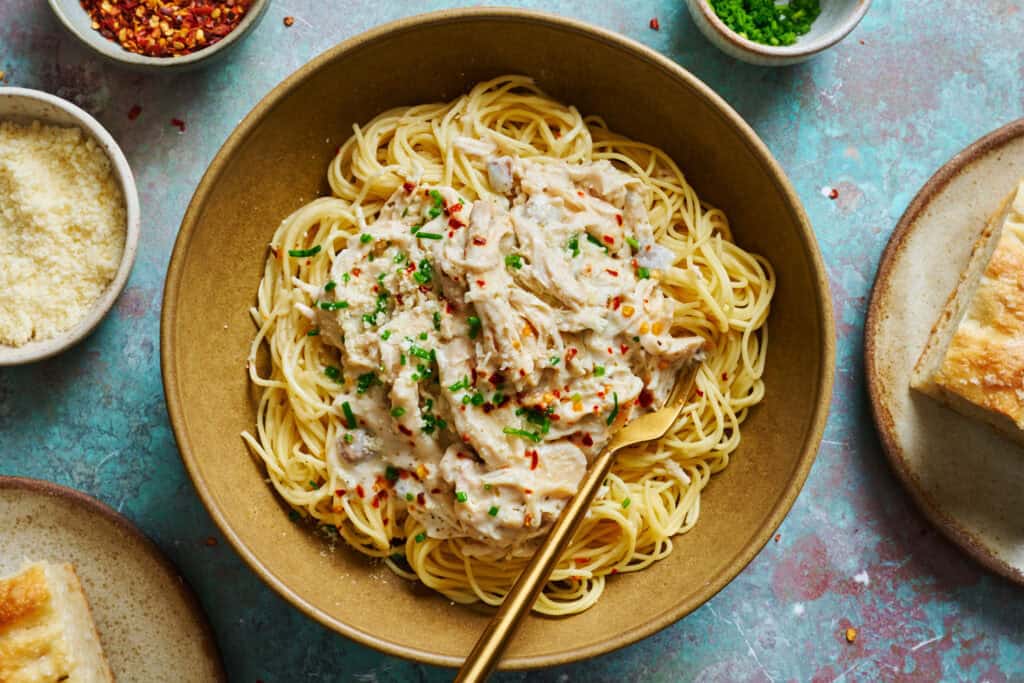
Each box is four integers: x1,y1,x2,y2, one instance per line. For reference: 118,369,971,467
204,536,218,547
602,235,615,246
398,424,413,436
774,534,781,543
449,217,465,229
371,496,381,508
615,214,623,226
476,279,486,287
606,269,619,277
528,450,539,470
355,484,366,498
581,433,594,447
577,191,585,198
828,187,839,200
696,389,704,397
722,372,728,381
81,0,254,58
448,231,454,238
283,15,295,27
334,488,346,497
352,268,362,276
127,104,142,121
171,117,186,133
449,203,463,214
607,347,614,355
610,296,622,310
445,301,455,314
431,487,441,494
472,237,487,246
574,557,590,566
416,492,426,505
610,568,619,574
402,181,416,193
620,344,629,354
649,17,660,30
638,388,654,408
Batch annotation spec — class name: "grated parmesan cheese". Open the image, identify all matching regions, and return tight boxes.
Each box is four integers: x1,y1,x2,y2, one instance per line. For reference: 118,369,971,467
0,120,126,346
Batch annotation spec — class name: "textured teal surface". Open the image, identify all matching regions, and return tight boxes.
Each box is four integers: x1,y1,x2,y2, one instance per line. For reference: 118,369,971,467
1,1,1023,681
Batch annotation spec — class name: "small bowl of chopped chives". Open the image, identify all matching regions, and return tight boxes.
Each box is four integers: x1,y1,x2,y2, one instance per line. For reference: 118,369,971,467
686,0,871,66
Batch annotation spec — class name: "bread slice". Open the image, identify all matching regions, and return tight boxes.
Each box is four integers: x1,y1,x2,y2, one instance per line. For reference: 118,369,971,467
911,179,1024,448
0,562,114,682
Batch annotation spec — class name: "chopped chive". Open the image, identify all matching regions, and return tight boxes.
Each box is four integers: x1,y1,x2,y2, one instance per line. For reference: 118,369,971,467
360,233,373,244
342,401,357,429
455,491,468,503
593,365,606,377
411,224,423,234
626,236,640,250
391,406,406,418
362,313,377,325
488,506,500,517
415,532,426,542
288,245,322,258
400,353,406,366
470,393,485,406
462,395,472,405
416,232,443,240
324,280,337,291
342,272,351,283
504,253,523,269
319,301,349,310
419,331,428,341
406,492,414,501
586,233,609,254
606,392,619,426
433,311,441,331
484,483,492,491
492,392,505,404
402,207,409,217
409,345,433,361
622,498,631,509
567,234,580,258
394,252,406,264
632,336,640,342
381,330,392,341
448,376,470,392
637,266,651,280
356,372,378,394
385,466,399,482
324,366,343,383
468,316,481,339
343,433,353,444
307,328,320,337
550,356,560,366
503,427,542,443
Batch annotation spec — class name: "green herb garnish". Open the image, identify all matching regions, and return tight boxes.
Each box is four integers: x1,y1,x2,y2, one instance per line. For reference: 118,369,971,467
307,328,320,337
468,315,481,339
413,258,434,285
709,0,821,47
324,366,343,383
606,392,619,426
567,234,580,258
360,233,373,244
433,311,441,331
417,232,443,240
637,266,651,280
505,253,523,269
586,233,609,254
385,466,399,482
342,401,357,428
625,236,640,250
503,427,542,443
356,372,378,394
455,491,468,503
319,301,349,310
593,365,606,377
449,377,471,392
324,280,337,291
288,245,321,258
391,406,406,418
415,532,426,542
488,506,500,517
622,497,631,509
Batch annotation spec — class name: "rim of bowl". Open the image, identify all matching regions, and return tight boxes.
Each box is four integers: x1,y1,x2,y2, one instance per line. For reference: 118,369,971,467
161,7,836,669
46,0,269,68
694,0,872,58
0,87,140,366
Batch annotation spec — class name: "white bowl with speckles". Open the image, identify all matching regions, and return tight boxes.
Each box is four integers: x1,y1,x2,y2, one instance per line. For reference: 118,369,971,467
0,88,140,366
686,0,872,66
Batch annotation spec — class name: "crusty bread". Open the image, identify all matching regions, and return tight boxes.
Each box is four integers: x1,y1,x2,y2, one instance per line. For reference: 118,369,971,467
0,562,114,683
911,180,1024,448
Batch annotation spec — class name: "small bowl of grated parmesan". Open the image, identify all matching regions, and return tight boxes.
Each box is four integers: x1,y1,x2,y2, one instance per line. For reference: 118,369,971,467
0,88,140,365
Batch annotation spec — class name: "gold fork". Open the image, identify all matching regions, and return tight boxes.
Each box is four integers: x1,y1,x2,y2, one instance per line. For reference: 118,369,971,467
455,362,701,682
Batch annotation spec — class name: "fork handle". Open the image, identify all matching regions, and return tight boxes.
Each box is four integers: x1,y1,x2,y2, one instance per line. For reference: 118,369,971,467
454,444,619,683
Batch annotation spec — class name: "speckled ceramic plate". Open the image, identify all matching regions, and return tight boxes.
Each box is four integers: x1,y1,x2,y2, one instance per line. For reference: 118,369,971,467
161,8,834,669
866,118,1024,585
0,477,225,680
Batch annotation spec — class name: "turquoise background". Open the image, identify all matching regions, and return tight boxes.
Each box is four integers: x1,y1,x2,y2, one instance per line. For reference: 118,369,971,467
1,1,1022,680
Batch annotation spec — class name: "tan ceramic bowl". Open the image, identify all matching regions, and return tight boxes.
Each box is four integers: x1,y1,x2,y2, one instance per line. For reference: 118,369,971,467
161,9,834,669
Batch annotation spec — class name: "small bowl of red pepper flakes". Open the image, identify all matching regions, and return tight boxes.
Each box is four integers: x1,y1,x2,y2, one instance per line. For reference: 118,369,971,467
47,0,270,72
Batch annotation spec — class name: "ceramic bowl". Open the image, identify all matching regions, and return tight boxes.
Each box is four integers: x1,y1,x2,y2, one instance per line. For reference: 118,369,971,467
686,0,872,66
0,88,140,366
161,8,834,668
46,0,270,73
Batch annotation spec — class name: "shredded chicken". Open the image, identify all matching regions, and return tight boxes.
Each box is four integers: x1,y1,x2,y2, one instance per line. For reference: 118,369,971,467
315,156,704,557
